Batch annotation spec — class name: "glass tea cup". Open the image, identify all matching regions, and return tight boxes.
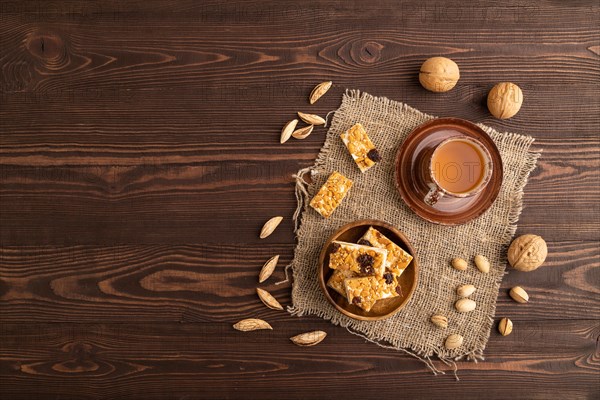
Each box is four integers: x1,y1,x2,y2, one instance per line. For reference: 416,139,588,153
423,136,493,206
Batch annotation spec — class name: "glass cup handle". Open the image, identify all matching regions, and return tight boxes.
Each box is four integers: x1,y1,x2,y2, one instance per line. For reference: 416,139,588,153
424,183,444,206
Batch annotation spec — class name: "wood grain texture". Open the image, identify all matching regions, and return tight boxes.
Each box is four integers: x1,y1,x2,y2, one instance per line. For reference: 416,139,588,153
0,241,598,322
0,320,598,400
1,0,599,398
0,155,598,245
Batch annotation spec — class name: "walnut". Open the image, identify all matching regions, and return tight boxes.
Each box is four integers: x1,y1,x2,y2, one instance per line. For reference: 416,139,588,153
487,82,523,119
508,234,547,271
419,57,460,93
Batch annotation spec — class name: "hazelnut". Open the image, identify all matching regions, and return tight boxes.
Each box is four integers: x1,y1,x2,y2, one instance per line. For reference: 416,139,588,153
508,234,547,271
419,57,460,93
487,82,523,119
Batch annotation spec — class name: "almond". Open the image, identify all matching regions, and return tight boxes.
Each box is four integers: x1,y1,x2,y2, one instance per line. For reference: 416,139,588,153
280,119,298,144
258,255,279,283
298,112,326,125
260,216,283,239
292,125,314,140
233,318,273,331
256,288,283,310
290,330,327,346
309,81,332,104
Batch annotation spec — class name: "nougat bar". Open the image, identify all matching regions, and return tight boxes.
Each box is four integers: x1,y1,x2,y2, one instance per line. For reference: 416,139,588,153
344,274,401,312
340,123,381,173
328,241,387,277
326,269,356,297
359,227,413,277
309,171,353,218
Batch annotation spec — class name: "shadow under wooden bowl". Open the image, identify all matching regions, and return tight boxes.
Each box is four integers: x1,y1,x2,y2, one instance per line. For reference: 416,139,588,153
318,219,419,321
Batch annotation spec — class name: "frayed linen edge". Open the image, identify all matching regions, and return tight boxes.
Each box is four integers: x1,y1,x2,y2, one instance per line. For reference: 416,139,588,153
285,89,540,377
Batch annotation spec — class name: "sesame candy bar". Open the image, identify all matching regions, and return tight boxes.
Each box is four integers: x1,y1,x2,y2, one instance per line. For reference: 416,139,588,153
379,271,402,299
326,269,356,297
328,241,387,277
344,274,402,312
344,276,380,311
359,227,413,278
309,171,353,218
340,123,381,173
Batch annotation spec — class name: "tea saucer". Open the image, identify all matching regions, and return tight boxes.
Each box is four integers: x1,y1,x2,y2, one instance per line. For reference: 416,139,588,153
394,118,503,225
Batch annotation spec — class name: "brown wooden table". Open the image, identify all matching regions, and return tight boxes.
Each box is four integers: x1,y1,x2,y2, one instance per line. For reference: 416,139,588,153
1,1,599,398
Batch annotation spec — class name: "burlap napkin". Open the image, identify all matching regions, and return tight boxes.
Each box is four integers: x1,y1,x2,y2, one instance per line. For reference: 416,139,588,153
288,90,540,375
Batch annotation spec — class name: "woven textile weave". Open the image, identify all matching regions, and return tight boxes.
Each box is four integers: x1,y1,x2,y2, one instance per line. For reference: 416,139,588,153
289,90,540,373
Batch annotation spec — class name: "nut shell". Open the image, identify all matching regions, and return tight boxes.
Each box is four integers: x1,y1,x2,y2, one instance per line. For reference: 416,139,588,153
451,257,468,271
455,298,476,313
258,255,279,283
280,119,298,144
419,57,460,93
509,286,529,303
474,255,490,274
290,330,327,346
498,318,513,336
259,216,283,239
430,314,448,329
292,124,314,140
487,82,523,119
233,318,273,331
456,284,476,298
298,112,326,126
256,288,284,310
444,333,464,350
508,234,547,271
309,81,332,104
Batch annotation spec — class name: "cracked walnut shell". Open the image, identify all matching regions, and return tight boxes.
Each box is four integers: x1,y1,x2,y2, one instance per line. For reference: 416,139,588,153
508,234,547,271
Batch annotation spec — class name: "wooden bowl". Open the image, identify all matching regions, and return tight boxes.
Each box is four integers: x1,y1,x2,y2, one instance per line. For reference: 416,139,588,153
318,219,419,321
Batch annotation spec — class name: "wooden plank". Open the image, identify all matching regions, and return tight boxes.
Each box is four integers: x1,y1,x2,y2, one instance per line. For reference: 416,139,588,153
0,85,598,163
0,319,597,399
1,3,598,161
1,6,598,144
0,241,597,323
1,0,598,398
0,145,598,244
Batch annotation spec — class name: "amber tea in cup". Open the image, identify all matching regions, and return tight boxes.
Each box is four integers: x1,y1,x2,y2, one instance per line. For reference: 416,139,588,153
425,136,492,205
